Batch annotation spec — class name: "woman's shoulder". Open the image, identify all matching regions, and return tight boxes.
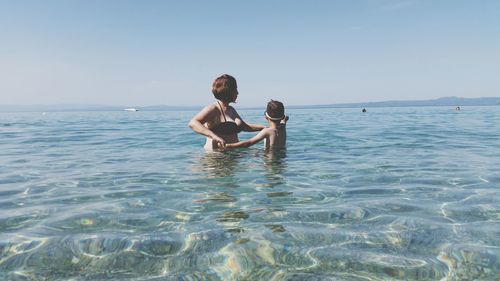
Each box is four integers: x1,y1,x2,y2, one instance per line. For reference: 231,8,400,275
226,105,241,118
207,102,219,109
200,103,220,114
227,104,238,112
194,103,220,122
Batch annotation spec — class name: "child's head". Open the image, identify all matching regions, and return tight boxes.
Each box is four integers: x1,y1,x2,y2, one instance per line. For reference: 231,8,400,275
212,74,238,103
265,100,285,122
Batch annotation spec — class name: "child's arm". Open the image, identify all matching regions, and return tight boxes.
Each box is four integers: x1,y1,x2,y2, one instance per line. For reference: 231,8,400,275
226,128,271,149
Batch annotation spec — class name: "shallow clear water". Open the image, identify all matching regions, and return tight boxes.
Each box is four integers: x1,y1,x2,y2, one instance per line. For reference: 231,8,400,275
0,107,499,281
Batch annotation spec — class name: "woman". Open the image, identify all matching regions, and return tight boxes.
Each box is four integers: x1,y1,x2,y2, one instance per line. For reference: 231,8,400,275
188,74,265,150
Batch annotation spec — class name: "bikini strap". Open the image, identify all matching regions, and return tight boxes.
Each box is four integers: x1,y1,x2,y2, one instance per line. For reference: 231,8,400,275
216,101,228,122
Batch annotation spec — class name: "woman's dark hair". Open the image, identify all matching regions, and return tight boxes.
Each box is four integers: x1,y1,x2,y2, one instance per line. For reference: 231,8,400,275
212,74,237,103
266,100,285,121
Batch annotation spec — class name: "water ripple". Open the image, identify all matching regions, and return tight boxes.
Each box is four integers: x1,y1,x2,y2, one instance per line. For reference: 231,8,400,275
0,108,499,280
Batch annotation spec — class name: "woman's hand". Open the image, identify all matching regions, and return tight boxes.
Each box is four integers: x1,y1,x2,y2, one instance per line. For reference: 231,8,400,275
212,134,226,149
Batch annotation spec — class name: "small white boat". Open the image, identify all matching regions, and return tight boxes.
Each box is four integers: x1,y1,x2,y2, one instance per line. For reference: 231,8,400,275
124,108,139,112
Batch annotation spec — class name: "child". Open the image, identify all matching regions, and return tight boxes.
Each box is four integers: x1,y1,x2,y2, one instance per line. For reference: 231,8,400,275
225,100,288,150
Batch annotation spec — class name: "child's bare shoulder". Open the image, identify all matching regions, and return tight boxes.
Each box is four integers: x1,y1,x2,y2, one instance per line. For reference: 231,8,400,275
262,127,275,134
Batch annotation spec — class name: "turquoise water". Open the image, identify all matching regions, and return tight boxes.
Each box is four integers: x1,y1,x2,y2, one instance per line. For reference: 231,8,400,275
0,107,499,281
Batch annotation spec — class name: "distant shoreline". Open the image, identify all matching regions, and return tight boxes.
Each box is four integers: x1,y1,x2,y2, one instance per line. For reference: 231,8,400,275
1,96,499,112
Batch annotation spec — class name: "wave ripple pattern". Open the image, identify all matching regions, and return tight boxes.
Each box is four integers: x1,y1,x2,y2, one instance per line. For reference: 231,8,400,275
0,107,499,280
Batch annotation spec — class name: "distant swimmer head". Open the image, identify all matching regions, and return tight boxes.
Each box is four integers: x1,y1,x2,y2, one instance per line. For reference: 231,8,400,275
455,106,461,111
265,100,285,122
362,108,367,112
212,74,238,103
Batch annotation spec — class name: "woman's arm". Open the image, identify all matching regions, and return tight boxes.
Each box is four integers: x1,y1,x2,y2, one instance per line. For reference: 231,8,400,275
226,129,270,149
240,122,266,132
232,109,265,132
188,105,226,148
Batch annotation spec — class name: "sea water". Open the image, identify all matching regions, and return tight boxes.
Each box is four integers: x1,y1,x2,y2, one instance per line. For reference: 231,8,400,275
0,106,499,281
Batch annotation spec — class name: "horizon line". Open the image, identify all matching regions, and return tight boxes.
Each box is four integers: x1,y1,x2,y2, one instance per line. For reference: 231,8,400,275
1,96,500,113
1,96,500,109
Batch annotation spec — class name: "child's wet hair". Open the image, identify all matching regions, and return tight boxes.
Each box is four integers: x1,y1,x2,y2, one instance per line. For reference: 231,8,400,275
266,100,285,121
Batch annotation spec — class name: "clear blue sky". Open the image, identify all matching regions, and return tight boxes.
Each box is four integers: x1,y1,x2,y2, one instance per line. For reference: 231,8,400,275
1,0,499,106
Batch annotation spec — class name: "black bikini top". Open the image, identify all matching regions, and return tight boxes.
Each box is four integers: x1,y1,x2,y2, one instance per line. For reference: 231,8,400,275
211,102,242,135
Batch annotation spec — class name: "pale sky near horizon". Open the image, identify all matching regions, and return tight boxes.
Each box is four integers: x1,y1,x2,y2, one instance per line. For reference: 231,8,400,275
1,0,499,107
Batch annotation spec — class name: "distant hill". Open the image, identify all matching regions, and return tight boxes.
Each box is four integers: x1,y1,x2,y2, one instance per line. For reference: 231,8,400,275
291,96,500,109
1,97,499,112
